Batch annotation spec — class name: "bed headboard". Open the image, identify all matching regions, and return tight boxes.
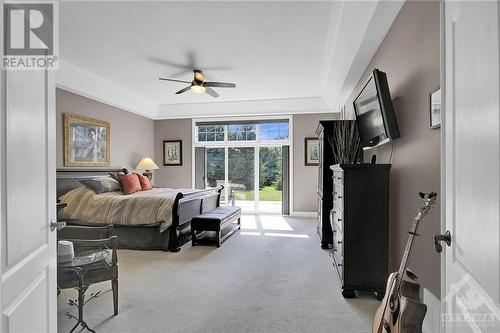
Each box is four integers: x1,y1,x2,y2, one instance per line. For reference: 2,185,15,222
56,168,123,198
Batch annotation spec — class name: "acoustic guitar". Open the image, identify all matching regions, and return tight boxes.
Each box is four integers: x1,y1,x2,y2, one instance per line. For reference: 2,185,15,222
373,192,437,333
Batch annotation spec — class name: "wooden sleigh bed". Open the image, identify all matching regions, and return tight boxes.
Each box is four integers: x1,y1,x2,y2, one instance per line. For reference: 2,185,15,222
56,169,222,252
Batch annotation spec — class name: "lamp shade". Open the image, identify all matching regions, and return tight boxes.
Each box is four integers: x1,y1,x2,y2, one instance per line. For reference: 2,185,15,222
136,157,159,171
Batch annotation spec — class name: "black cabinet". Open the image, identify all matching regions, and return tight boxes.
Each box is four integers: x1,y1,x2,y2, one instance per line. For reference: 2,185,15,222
316,121,336,249
330,163,390,299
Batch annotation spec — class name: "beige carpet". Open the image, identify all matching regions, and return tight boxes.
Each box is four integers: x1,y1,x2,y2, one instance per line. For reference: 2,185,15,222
57,215,379,333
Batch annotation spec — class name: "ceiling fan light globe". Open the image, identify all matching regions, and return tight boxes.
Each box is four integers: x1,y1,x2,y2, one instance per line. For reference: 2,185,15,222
191,85,206,94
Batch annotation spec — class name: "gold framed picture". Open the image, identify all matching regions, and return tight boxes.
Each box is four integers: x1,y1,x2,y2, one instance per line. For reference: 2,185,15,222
64,113,110,167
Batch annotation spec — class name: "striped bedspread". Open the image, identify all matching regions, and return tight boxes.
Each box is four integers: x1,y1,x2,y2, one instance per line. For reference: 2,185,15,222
58,186,191,232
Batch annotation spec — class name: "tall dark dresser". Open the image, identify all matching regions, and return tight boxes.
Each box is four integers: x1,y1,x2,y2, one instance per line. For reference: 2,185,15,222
330,163,390,299
316,121,336,249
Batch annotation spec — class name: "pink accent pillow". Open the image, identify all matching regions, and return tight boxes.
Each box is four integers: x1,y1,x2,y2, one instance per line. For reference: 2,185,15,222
134,173,153,191
118,173,142,195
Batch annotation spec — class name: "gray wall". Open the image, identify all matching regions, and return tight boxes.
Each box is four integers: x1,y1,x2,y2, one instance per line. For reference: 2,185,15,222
56,88,154,171
292,113,336,212
344,0,441,296
154,119,192,188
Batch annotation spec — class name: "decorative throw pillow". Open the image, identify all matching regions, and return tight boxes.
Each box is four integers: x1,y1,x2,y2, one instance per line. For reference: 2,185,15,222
118,173,142,195
109,172,122,182
80,177,121,194
134,173,153,191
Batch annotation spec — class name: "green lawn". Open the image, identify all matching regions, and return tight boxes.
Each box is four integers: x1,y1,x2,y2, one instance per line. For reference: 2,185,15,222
233,186,282,201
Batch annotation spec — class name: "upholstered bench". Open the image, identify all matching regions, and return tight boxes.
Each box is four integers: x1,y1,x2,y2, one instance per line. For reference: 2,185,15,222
191,206,242,247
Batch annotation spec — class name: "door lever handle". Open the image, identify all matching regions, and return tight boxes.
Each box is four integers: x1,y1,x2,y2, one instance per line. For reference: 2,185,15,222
434,230,451,253
50,219,66,232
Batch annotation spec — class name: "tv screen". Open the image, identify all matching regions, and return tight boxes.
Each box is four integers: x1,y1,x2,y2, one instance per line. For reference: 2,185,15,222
353,69,400,149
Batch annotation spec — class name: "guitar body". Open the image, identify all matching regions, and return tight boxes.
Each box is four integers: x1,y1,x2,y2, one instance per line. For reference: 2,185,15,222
373,192,435,333
372,271,427,333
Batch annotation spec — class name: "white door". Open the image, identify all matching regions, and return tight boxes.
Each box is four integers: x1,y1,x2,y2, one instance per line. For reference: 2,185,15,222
442,1,500,332
0,68,57,331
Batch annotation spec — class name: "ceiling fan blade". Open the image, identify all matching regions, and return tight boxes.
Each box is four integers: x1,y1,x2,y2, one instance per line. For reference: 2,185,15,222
205,81,236,88
175,86,192,94
205,87,219,98
158,78,191,84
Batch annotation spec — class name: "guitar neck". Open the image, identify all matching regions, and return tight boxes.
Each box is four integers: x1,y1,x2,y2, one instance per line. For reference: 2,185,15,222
394,211,424,295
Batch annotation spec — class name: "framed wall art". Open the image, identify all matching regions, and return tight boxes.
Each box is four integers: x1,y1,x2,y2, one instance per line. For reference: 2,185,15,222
64,113,110,167
430,88,441,129
163,140,183,166
305,137,319,166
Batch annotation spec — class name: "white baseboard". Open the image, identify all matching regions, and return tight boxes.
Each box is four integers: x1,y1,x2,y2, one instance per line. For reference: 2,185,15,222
423,288,441,333
290,211,317,218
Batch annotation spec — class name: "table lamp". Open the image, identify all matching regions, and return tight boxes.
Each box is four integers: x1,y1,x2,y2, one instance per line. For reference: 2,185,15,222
136,157,159,180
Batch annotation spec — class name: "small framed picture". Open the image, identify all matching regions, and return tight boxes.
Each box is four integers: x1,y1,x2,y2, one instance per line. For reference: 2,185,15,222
430,88,441,129
305,137,319,166
163,140,182,166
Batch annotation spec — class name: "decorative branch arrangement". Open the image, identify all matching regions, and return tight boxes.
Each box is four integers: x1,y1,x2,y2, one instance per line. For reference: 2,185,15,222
65,290,102,322
327,108,363,164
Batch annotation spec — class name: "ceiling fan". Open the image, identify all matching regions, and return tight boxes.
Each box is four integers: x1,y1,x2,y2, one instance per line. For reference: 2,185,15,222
158,70,236,98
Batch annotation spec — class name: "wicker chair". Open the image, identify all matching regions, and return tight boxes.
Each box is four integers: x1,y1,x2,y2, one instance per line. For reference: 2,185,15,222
57,225,119,316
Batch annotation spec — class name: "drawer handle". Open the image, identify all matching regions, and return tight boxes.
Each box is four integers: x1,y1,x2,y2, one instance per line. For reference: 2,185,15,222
337,263,343,267
337,218,342,222
337,241,342,245
337,195,342,199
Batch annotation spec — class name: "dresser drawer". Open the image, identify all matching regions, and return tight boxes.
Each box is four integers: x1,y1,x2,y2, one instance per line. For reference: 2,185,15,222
333,223,344,258
332,244,343,284
331,204,343,235
333,183,344,208
333,170,343,186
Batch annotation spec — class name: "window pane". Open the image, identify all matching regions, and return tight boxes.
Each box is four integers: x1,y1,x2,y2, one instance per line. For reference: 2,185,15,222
197,124,225,141
259,146,282,213
228,124,256,141
259,122,289,140
228,147,255,210
206,148,226,203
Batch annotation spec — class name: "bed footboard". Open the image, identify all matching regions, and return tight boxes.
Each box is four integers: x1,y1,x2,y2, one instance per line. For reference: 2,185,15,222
168,186,223,251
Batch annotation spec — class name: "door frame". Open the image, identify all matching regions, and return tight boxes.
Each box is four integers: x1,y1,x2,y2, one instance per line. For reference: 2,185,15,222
191,115,294,214
440,0,447,312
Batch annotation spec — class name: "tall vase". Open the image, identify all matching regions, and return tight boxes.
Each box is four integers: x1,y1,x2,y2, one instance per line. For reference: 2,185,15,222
327,120,363,164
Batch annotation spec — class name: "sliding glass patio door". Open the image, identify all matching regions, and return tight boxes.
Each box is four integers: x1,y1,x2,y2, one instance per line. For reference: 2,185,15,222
194,119,290,213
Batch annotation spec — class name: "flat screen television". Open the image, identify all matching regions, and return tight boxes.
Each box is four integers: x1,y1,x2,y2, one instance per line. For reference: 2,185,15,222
353,69,400,149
